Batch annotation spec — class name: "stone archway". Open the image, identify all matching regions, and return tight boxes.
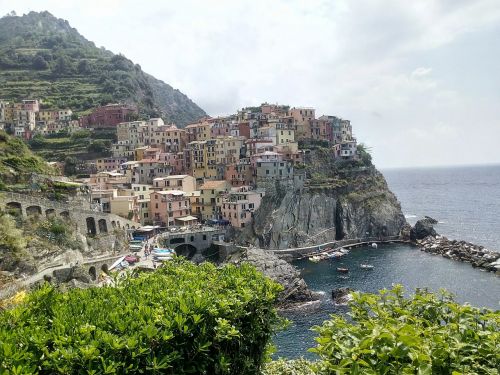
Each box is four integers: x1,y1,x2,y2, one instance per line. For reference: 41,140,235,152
111,220,116,229
26,205,42,217
98,219,108,233
89,266,97,281
101,264,109,274
86,217,97,235
5,202,22,216
45,208,56,218
174,244,198,259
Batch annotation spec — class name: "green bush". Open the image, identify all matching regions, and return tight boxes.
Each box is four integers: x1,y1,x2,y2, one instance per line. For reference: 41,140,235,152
311,286,500,374
0,260,283,374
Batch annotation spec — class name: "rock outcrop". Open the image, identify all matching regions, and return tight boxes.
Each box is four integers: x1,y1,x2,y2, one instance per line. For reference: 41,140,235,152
225,246,316,307
331,287,354,305
417,236,500,274
410,219,437,240
248,163,407,249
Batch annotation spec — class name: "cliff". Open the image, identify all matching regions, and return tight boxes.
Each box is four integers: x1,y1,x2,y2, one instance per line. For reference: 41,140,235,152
247,149,407,249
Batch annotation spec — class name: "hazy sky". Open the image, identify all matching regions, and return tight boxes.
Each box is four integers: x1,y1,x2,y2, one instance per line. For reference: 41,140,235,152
2,0,500,168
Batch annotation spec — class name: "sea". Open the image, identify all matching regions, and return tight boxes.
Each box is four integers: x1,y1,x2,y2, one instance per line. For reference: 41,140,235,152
273,164,500,359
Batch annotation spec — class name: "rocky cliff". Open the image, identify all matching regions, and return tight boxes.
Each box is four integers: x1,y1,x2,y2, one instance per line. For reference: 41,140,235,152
246,150,407,249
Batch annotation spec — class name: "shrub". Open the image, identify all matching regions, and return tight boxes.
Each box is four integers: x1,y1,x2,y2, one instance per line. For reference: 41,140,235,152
0,259,283,374
311,286,500,374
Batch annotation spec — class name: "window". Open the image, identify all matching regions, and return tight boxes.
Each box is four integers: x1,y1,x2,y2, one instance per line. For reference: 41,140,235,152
203,235,207,240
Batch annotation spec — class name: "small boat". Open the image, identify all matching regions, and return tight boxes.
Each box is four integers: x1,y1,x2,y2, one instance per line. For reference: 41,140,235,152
152,248,175,256
309,256,321,263
371,243,378,249
360,264,374,269
337,275,349,280
336,267,349,273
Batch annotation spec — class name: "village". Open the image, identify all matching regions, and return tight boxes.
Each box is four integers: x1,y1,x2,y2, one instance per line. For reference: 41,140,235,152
0,100,358,230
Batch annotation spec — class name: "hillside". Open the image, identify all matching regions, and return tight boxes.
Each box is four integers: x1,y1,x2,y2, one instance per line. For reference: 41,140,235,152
0,130,55,188
0,11,206,126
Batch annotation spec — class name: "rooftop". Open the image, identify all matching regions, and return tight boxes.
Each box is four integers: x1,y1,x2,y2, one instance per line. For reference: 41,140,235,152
200,180,228,190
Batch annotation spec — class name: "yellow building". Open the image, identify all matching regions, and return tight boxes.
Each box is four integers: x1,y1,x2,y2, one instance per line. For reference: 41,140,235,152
185,121,211,142
199,180,231,220
215,136,245,164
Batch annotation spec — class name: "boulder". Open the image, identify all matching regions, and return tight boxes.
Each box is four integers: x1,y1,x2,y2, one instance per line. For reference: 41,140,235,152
331,287,354,305
410,219,437,241
424,216,439,224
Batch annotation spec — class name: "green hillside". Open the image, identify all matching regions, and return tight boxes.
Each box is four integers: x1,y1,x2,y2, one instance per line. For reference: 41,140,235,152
0,11,206,125
0,130,55,189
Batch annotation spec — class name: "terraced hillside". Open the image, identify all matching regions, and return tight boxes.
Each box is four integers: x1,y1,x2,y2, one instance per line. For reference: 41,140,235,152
0,11,206,125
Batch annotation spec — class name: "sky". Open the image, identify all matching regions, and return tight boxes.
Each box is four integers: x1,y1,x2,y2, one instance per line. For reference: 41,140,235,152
1,0,500,168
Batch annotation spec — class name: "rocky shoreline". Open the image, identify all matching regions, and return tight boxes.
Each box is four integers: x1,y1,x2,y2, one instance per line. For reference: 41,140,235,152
410,218,500,275
416,236,500,275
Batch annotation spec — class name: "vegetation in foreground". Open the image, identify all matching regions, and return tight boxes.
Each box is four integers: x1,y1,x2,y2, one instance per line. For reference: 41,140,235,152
0,259,282,374
1,258,499,375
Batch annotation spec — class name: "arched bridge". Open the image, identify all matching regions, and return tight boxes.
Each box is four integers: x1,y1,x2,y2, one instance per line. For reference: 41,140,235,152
159,226,226,259
0,192,139,236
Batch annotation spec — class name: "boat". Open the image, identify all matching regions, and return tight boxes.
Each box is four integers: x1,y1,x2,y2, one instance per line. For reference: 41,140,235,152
371,243,378,249
308,256,321,263
336,267,349,273
152,248,175,256
360,264,374,269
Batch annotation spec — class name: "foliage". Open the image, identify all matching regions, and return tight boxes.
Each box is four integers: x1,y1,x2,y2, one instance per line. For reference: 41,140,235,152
357,143,372,166
0,11,206,125
0,259,283,374
311,286,500,374
0,130,55,186
262,358,316,375
35,217,78,247
0,211,27,257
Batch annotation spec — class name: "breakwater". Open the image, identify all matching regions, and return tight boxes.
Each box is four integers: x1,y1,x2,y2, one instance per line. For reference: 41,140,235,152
417,236,500,274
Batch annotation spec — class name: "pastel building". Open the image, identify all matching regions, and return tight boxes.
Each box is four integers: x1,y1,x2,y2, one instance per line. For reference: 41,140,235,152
153,175,196,192
199,180,231,220
219,186,265,228
150,190,191,227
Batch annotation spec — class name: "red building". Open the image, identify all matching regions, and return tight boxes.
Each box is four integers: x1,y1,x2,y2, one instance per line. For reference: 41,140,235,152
80,104,137,128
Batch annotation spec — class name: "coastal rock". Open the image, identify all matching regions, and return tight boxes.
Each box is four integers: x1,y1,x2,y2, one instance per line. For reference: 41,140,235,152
331,287,353,305
410,219,437,240
416,234,500,273
250,165,407,249
424,216,438,224
225,246,315,307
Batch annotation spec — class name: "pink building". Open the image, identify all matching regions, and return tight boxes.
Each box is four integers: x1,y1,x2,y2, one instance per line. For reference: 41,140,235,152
225,160,254,187
150,190,191,227
219,186,265,228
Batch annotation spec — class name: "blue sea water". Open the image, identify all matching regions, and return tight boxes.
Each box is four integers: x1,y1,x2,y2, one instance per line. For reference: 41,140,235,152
384,164,500,250
273,164,500,359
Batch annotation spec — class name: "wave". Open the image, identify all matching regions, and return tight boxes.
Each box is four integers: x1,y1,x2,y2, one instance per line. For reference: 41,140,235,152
405,214,417,219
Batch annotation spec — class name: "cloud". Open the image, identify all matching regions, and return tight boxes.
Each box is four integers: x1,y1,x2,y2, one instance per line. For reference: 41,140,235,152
1,0,499,167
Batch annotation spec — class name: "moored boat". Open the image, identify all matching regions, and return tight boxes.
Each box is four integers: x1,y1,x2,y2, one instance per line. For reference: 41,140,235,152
360,264,374,269
336,267,349,273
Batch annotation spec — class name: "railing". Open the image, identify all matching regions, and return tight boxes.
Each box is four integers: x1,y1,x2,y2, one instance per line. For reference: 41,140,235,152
269,235,403,258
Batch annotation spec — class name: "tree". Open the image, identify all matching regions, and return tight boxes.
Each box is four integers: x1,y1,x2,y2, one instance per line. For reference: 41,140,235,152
32,55,49,70
63,156,78,176
357,143,372,166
